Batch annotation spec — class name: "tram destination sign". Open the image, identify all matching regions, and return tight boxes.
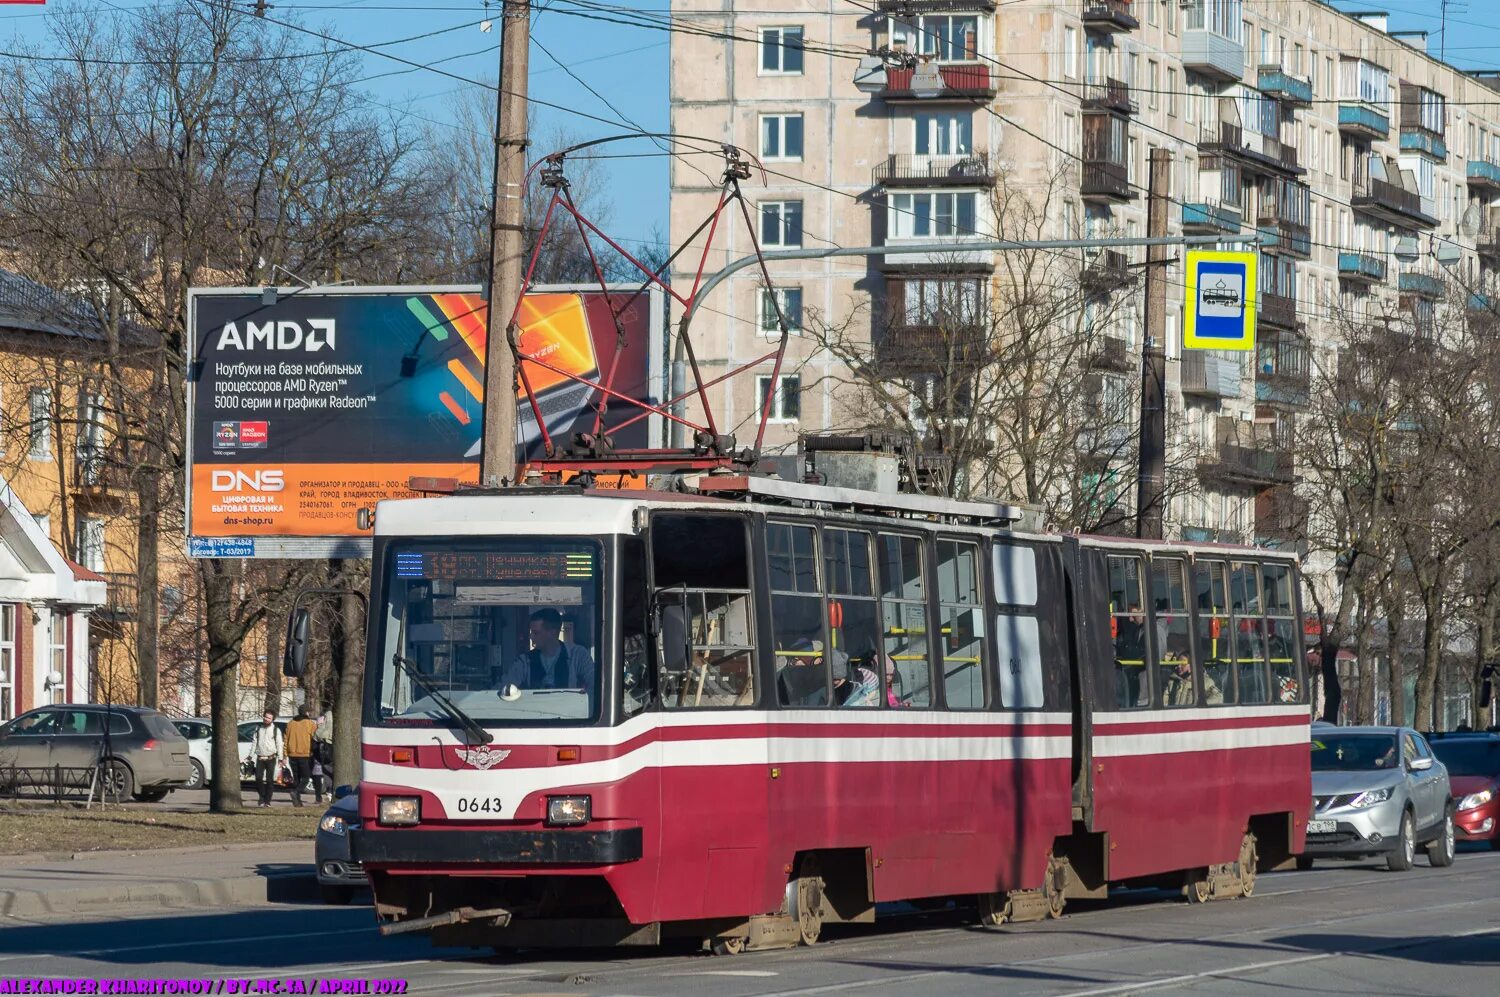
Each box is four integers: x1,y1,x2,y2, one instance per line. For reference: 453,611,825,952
1183,249,1258,352
186,285,664,558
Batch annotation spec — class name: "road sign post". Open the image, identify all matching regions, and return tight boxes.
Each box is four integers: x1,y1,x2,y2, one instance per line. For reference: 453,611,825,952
1184,250,1258,351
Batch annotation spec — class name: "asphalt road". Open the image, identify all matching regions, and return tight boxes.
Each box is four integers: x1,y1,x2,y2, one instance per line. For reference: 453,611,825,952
3,847,1497,995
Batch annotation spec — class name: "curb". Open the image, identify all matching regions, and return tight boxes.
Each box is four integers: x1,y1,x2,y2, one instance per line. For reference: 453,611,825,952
0,839,314,867
0,872,320,918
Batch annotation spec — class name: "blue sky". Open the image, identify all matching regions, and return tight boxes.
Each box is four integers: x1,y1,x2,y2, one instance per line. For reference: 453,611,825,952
5,2,1499,249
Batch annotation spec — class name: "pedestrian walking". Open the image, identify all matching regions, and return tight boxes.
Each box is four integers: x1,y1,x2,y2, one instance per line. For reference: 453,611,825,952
251,711,285,808
285,708,319,807
314,710,335,797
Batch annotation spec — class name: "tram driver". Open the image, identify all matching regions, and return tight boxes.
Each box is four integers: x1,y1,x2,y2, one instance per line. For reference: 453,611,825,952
501,608,595,697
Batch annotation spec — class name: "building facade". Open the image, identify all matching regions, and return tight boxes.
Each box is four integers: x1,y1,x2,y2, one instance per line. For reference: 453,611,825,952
669,1,1500,553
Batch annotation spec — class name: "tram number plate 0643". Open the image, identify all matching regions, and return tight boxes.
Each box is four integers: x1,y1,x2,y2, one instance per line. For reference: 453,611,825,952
1307,819,1336,834
455,796,503,814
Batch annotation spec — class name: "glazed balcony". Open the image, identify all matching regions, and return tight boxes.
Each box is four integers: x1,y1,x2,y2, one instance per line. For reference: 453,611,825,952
881,63,997,101
1182,25,1245,83
1257,290,1298,331
1182,200,1243,235
1257,219,1311,258
1467,159,1500,193
1082,0,1138,34
1081,76,1135,115
1337,251,1387,285
1180,352,1241,399
1338,103,1390,140
1081,159,1133,202
1351,175,1438,229
874,153,995,187
1399,125,1448,161
1258,67,1313,107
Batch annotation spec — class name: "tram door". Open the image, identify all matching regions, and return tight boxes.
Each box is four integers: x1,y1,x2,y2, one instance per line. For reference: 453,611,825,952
647,511,771,919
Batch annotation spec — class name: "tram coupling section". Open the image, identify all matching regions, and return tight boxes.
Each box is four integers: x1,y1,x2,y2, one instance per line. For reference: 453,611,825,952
378,906,513,937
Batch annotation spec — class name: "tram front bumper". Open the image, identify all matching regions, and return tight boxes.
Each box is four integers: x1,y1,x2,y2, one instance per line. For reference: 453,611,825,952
351,826,644,866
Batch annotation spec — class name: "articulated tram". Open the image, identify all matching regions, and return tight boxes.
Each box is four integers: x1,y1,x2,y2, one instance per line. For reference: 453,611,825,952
350,476,1311,952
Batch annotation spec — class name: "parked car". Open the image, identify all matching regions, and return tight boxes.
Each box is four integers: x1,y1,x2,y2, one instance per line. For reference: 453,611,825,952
171,718,212,790
0,705,192,801
315,785,366,904
1302,725,1455,871
1429,733,1500,850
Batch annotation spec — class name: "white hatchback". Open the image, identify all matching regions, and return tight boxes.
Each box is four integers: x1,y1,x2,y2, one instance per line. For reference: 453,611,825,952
171,718,213,790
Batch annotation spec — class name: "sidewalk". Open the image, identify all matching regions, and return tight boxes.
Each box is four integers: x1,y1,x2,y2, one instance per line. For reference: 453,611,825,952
0,840,319,918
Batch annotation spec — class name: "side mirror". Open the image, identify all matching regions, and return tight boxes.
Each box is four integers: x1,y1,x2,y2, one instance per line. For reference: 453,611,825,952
283,608,311,678
334,784,357,800
1409,755,1434,772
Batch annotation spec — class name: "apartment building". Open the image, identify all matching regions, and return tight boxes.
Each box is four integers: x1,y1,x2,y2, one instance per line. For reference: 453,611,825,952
669,1,1500,548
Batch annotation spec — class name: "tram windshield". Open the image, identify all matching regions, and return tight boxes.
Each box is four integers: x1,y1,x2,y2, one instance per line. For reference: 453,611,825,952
372,539,603,725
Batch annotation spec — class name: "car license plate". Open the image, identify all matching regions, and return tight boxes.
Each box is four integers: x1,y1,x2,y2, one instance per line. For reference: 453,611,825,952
1307,819,1336,834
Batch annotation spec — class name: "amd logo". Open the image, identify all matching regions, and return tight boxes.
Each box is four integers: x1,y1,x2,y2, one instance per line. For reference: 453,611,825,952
216,319,335,353
210,470,285,493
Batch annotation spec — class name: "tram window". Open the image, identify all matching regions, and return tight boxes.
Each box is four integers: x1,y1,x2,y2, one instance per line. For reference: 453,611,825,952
936,539,987,709
652,514,755,709
993,542,1044,709
877,533,932,707
621,536,651,717
1262,563,1301,703
1108,555,1150,709
1192,560,1234,705
1152,558,1195,708
825,529,881,708
1231,561,1269,705
769,522,830,707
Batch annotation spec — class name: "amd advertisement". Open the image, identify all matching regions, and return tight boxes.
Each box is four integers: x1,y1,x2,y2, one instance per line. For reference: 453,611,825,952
186,285,663,557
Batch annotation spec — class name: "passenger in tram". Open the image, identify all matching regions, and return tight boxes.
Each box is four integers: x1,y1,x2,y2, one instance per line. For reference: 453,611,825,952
883,655,909,708
1115,602,1147,707
501,608,595,695
832,650,880,707
776,638,830,707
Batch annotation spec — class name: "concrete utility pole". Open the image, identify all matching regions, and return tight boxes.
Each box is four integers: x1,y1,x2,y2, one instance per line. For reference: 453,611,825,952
1136,148,1172,541
479,0,529,487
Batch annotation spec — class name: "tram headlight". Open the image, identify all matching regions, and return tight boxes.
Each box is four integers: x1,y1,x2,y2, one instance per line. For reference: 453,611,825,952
378,796,420,826
546,795,591,827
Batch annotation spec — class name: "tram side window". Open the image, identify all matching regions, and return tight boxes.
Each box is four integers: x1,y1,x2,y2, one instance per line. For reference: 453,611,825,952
1230,561,1270,705
1108,555,1150,709
877,533,932,707
621,536,651,717
1262,563,1301,704
993,542,1044,709
936,539,987,709
769,522,830,707
1193,560,1236,705
824,528,881,708
651,514,755,709
1152,558,1197,708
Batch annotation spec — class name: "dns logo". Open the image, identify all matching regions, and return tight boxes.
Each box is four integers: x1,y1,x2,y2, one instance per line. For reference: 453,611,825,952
211,470,285,492
216,319,336,353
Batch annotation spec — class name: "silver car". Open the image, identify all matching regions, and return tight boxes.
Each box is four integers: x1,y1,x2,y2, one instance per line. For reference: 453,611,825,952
1302,726,1455,871
315,785,367,904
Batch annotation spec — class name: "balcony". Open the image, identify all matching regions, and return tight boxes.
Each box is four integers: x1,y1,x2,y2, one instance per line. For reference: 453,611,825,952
1179,352,1241,399
1182,27,1245,82
1081,77,1135,115
1080,249,1135,293
1081,159,1134,202
1086,334,1134,373
1257,219,1311,258
1258,67,1313,107
1399,126,1448,161
1199,122,1301,176
1256,486,1308,546
874,153,995,187
1181,524,1246,545
1198,441,1294,489
1338,251,1387,285
1351,175,1438,228
1257,290,1297,331
1256,361,1310,407
1398,270,1445,300
1479,226,1500,265
1467,159,1500,193
71,448,132,507
875,1,996,9
1338,103,1390,140
95,571,139,627
875,321,989,369
1081,0,1138,34
882,63,996,101
1182,200,1243,235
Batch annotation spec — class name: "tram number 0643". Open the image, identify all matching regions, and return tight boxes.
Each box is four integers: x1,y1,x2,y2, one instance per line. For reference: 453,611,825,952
455,796,503,814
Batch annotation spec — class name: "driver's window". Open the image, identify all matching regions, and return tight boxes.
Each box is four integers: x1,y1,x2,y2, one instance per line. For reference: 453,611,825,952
12,711,59,735
651,514,755,709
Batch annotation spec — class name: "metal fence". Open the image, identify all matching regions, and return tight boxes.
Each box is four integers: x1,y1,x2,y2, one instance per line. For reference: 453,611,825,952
0,764,126,803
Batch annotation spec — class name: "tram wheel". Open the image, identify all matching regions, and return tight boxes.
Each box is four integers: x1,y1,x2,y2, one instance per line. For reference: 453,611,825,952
1043,854,1068,919
794,858,825,946
977,892,1011,927
1236,832,1259,898
710,936,747,956
1183,872,1212,904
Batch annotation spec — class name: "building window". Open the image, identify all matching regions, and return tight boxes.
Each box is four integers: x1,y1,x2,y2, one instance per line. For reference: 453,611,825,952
758,287,803,334
1166,68,1178,118
28,388,51,460
48,612,66,705
760,201,803,248
760,113,803,161
0,604,14,722
76,517,105,573
1147,59,1159,110
914,111,972,155
756,374,801,423
892,14,980,62
888,191,978,238
898,277,983,326
760,26,804,75
1063,26,1077,79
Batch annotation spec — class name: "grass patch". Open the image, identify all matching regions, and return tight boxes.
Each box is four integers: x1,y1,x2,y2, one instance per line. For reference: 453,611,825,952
0,804,321,856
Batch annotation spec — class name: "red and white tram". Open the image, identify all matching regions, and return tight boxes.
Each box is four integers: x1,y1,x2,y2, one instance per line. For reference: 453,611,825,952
350,475,1311,951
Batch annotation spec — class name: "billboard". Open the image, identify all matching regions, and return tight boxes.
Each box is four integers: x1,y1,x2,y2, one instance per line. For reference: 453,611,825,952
186,285,663,557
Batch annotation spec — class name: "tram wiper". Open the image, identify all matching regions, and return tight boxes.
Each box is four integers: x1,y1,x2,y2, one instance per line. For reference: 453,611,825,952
391,652,494,745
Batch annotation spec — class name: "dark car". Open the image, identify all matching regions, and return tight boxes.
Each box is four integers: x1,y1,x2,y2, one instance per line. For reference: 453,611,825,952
1429,734,1500,849
315,785,366,904
0,705,192,801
